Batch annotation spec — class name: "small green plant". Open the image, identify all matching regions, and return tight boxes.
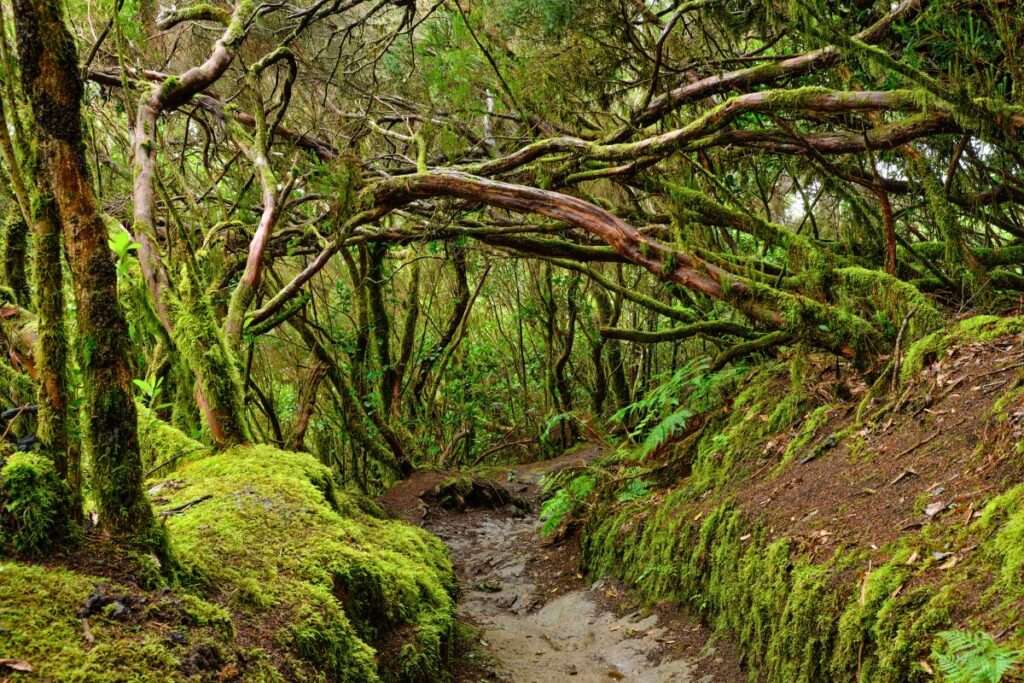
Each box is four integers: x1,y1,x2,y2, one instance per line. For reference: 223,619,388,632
933,630,1022,683
132,375,164,409
615,479,651,503
108,228,140,278
612,360,749,459
540,473,595,535
636,409,692,459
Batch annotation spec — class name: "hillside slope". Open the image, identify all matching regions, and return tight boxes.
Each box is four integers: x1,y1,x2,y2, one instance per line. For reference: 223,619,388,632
567,315,1024,681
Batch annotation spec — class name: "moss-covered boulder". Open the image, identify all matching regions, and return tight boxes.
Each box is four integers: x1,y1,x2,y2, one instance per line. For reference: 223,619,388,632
0,562,255,682
157,446,455,682
1,446,455,682
137,403,209,476
0,451,76,557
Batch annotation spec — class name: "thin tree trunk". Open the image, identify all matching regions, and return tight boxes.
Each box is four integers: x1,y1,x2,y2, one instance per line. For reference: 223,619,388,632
14,1,155,538
288,360,328,451
31,189,70,489
392,259,420,413
3,215,28,305
413,244,468,405
600,286,631,410
367,244,396,409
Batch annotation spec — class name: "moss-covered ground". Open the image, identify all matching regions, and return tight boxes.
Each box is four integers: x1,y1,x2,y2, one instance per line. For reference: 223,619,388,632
567,315,1024,681
1,445,456,682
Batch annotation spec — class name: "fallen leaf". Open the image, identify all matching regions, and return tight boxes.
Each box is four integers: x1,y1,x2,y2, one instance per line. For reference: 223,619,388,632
924,501,948,518
0,661,32,673
939,556,959,570
919,659,934,674
904,550,920,566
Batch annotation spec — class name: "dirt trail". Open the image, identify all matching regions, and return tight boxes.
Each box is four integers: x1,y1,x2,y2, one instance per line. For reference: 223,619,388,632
380,446,742,682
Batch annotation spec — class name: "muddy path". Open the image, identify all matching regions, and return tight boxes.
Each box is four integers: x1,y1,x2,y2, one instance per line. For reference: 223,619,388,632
380,446,744,682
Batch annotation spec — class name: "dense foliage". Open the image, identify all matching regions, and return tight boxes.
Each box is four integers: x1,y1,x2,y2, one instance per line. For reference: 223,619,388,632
2,0,1024,679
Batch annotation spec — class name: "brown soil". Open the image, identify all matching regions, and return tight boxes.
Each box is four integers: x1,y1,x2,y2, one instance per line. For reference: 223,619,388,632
379,444,747,682
735,334,1024,566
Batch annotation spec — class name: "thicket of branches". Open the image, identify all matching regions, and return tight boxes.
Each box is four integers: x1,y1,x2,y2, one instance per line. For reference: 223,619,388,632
1,0,1023,540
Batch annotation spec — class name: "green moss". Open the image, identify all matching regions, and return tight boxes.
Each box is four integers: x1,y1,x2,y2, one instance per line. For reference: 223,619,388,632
900,316,1024,383
582,486,971,682
779,403,835,467
159,445,455,682
0,452,76,557
831,267,943,344
136,403,209,476
169,265,250,445
578,316,1024,680
685,362,811,492
158,75,181,99
2,446,454,681
179,593,234,636
976,485,1024,590
0,562,251,682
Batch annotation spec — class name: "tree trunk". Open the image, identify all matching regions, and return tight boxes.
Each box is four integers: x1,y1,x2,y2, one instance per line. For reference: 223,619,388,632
413,244,468,405
31,190,71,490
287,360,328,452
3,215,28,305
598,287,631,410
14,1,156,538
392,259,420,413
367,244,396,410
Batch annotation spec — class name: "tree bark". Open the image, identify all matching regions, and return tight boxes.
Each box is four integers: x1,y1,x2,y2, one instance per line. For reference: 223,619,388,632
413,244,468,404
14,0,155,538
287,360,328,452
367,244,397,410
392,259,420,413
3,215,29,305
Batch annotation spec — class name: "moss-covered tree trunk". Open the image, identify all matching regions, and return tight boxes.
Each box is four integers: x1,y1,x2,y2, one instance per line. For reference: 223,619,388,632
412,244,468,408
30,189,71,493
594,287,631,410
3,214,29,305
366,244,396,412
13,0,155,538
391,258,420,414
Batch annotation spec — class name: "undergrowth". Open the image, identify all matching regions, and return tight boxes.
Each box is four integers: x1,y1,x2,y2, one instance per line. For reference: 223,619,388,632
551,315,1024,681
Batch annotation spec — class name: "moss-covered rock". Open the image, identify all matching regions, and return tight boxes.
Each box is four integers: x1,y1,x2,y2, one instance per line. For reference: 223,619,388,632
0,561,261,682
157,445,455,682
0,451,76,557
1,446,455,682
137,403,209,476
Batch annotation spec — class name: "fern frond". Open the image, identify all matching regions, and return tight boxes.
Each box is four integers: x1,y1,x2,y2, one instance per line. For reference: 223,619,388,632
934,630,1022,683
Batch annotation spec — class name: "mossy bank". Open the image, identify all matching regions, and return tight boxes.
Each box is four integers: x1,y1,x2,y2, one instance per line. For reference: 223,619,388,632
0,446,456,682
563,315,1024,681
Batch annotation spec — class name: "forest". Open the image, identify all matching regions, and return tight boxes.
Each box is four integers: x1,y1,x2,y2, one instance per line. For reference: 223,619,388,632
2,0,1024,680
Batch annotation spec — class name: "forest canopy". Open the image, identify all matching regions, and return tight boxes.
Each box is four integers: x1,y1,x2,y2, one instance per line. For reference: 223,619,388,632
1,0,1024,591
5,0,1024,681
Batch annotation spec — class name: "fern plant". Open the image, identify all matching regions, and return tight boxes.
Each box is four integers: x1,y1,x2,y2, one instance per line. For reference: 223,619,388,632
933,630,1022,683
635,409,692,459
611,359,750,459
539,473,595,535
